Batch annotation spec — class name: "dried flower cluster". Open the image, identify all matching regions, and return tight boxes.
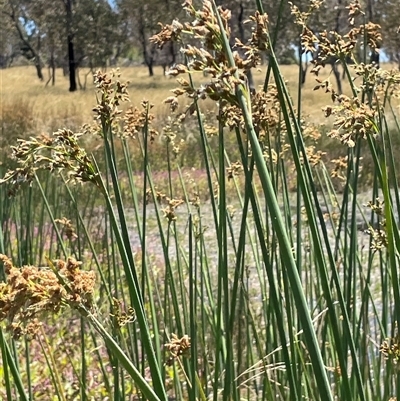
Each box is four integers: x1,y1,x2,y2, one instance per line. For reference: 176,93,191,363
145,189,185,222
184,170,201,209
0,255,95,339
313,64,400,147
330,156,348,181
304,146,326,166
151,0,330,176
165,333,191,366
0,130,99,196
365,222,387,251
110,297,136,328
55,217,78,241
364,198,387,251
162,117,186,157
292,0,381,75
92,70,159,142
217,84,283,139
381,335,400,365
162,198,185,222
323,95,377,147
353,63,400,100
0,70,160,196
150,0,270,127
226,161,243,181
122,101,158,142
290,0,400,150
92,69,129,125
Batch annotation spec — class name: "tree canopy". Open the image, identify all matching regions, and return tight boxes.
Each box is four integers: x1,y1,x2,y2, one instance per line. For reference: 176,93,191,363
1,0,399,87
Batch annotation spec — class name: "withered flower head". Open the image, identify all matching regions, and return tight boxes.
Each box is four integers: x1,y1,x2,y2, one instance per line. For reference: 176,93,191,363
226,161,243,180
165,333,191,365
323,96,377,147
55,217,78,241
110,297,136,328
122,101,158,141
150,20,184,48
92,69,130,124
149,2,274,118
163,197,185,222
0,255,95,339
0,129,100,196
381,335,400,366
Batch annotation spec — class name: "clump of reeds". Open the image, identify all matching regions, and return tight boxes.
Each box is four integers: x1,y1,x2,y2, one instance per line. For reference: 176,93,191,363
2,1,400,400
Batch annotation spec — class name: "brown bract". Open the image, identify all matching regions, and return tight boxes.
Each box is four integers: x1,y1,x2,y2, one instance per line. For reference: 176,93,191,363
381,335,400,365
0,129,99,196
323,96,377,147
165,333,191,365
0,255,95,339
150,0,271,127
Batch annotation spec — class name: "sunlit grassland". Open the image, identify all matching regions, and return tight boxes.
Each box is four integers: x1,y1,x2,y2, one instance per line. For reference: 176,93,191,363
3,63,399,179
3,63,398,130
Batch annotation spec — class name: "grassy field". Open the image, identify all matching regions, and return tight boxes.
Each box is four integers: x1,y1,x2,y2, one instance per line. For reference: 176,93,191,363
1,63,380,131
3,62,399,176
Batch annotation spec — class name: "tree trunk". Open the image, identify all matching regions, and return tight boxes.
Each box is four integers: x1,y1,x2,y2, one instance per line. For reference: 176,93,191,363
237,2,255,92
68,39,77,91
35,61,44,81
7,5,43,80
370,50,380,68
168,41,176,66
301,60,308,85
66,0,77,92
138,6,156,77
332,61,342,95
367,0,380,68
51,58,56,86
45,51,56,87
147,63,154,76
50,50,55,85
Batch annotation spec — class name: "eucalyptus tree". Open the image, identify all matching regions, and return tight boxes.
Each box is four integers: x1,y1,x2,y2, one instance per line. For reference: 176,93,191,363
69,0,123,89
0,3,19,68
117,0,184,76
375,0,400,68
2,0,48,80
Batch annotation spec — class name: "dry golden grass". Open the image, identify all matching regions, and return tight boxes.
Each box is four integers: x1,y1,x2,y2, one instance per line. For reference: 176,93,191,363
1,63,398,133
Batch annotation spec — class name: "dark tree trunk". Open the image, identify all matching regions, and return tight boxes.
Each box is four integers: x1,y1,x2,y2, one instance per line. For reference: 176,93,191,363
68,39,77,91
162,41,176,74
6,5,43,80
45,51,56,87
370,50,380,68
66,0,77,92
35,62,44,81
138,7,156,77
300,36,313,86
35,35,44,80
147,62,154,77
169,41,176,65
367,0,380,68
51,63,55,85
332,61,342,95
301,62,308,85
237,2,255,92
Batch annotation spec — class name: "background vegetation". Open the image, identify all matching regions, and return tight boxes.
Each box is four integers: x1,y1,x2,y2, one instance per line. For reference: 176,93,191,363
1,0,400,85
